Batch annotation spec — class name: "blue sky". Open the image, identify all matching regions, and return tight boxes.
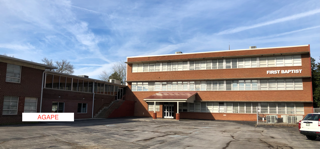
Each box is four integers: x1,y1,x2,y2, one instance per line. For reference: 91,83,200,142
0,0,319,79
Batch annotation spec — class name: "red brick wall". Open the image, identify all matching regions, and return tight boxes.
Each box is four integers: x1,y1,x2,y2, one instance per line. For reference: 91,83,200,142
0,62,43,124
108,100,135,118
42,89,116,119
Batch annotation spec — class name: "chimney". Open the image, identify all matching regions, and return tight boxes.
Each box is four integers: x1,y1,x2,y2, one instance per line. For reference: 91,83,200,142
249,46,257,49
175,51,182,54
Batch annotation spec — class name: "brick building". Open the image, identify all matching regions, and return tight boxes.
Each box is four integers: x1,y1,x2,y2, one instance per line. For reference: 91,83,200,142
0,55,129,124
125,45,313,121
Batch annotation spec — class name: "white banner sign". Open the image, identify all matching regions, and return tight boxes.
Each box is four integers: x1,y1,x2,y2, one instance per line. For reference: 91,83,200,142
267,69,302,74
22,113,74,122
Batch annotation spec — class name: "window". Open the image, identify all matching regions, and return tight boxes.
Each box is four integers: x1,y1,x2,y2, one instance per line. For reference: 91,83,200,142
269,103,276,114
239,80,245,90
232,59,237,68
285,79,294,90
287,103,294,114
167,62,172,71
278,103,286,114
245,103,252,113
245,80,251,90
244,58,251,68
6,64,21,83
162,63,167,71
259,58,267,67
226,103,233,113
277,79,285,90
251,58,257,67
84,81,89,92
3,96,19,115
276,56,284,66
73,79,79,91
189,61,194,70
219,102,225,113
261,103,268,114
78,80,84,92
293,55,302,66
132,64,138,72
88,82,93,93
149,63,155,72
53,75,60,89
143,82,148,91
66,78,72,91
189,81,195,91
183,82,188,91
138,64,143,72
137,82,143,91
172,62,177,71
226,81,232,90
294,79,303,90
183,62,188,70
189,103,194,112
268,79,277,90
212,81,218,91
155,63,161,71
260,80,268,90
200,81,206,91
143,63,149,72
60,77,66,90
218,59,224,69
226,59,231,69
195,102,201,112
148,103,160,111
178,82,183,91
232,80,238,90
177,62,183,71
77,103,87,113
206,60,212,69
207,102,214,112
218,81,225,90
267,57,276,67
132,82,137,91
233,103,238,113
148,82,154,91
195,81,201,91
201,102,207,112
296,103,304,114
172,82,177,91
238,59,244,68
155,82,161,91
252,103,258,113
179,103,188,112
195,61,200,70
167,82,172,91
284,56,292,66
239,103,245,113
212,60,218,69
200,61,206,70
213,102,219,112
45,74,53,88
252,80,258,90
52,102,64,113
24,97,37,113
206,81,212,91
162,82,167,91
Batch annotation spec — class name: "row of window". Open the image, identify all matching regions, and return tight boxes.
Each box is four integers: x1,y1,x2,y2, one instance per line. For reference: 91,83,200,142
132,55,302,72
183,102,304,114
132,79,303,91
2,96,88,115
45,74,119,95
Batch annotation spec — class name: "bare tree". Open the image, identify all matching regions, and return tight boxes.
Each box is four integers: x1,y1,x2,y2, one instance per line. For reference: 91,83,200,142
112,61,126,83
99,71,109,81
42,58,74,74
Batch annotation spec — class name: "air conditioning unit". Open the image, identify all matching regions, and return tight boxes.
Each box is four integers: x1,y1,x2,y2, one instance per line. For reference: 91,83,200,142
288,116,297,124
281,115,288,123
109,79,121,85
266,115,277,123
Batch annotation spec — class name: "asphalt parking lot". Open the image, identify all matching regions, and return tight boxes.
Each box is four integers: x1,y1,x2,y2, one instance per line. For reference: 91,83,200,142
0,118,319,149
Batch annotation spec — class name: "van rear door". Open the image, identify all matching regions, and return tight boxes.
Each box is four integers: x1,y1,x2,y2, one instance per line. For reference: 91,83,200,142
301,114,320,131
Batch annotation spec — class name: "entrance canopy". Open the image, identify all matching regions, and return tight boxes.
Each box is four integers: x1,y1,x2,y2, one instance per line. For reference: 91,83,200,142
144,92,197,103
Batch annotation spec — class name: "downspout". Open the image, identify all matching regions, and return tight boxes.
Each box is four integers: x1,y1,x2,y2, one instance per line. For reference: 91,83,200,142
92,82,95,118
40,71,45,113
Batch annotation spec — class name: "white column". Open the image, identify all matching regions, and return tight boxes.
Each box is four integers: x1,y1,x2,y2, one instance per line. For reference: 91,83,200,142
177,102,179,114
154,101,156,113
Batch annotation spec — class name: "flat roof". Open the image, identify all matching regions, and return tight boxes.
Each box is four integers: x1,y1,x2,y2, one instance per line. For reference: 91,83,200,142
0,55,57,70
45,71,126,87
127,45,309,59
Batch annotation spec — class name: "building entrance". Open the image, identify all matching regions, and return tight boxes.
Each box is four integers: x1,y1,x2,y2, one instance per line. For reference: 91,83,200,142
163,104,174,118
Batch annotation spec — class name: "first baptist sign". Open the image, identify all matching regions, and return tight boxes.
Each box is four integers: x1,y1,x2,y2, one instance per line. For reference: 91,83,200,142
267,69,302,74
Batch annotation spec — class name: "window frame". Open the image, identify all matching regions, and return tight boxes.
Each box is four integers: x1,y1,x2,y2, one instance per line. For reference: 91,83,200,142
6,64,22,83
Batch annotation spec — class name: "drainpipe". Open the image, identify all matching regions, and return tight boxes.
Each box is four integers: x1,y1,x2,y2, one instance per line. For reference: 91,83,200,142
40,71,45,113
92,82,95,118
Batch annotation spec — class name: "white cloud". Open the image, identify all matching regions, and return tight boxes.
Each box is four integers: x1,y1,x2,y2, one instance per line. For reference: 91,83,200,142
0,43,34,51
217,9,320,35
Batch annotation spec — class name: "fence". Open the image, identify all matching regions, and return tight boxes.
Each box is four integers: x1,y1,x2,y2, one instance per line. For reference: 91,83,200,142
256,107,320,125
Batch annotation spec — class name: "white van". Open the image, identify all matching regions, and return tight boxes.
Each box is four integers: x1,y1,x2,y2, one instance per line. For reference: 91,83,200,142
299,113,320,140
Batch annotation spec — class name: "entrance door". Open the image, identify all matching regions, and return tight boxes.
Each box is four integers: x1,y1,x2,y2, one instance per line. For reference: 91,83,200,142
164,104,174,118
